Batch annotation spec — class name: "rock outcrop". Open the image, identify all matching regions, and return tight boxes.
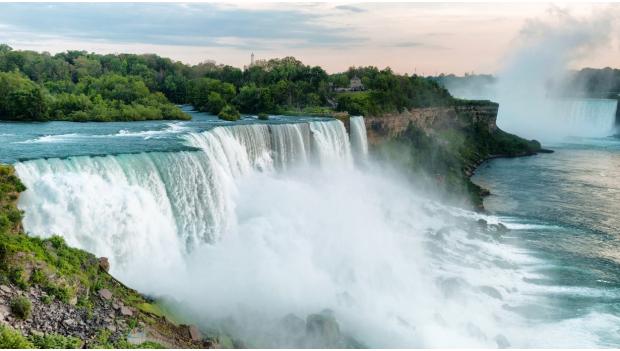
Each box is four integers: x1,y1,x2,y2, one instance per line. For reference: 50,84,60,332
363,102,499,145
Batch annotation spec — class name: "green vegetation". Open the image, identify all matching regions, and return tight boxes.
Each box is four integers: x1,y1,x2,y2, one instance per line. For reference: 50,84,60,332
333,67,454,116
217,105,241,121
29,333,82,349
0,164,205,348
257,112,269,120
0,325,34,348
10,296,32,319
0,45,457,122
376,102,541,209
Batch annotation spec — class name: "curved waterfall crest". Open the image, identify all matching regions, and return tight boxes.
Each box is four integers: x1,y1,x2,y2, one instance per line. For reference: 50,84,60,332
15,119,357,259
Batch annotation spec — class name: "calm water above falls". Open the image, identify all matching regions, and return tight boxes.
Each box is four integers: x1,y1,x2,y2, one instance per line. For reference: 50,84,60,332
0,106,330,163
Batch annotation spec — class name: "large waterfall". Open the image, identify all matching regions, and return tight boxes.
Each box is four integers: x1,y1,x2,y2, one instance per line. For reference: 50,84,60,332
497,98,618,141
13,116,620,347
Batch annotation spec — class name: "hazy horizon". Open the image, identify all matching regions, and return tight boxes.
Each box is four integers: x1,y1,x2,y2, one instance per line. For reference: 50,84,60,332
1,2,619,75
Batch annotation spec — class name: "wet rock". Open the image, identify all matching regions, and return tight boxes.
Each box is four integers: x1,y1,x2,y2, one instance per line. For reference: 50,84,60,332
495,334,510,348
305,311,341,347
98,289,112,300
477,218,488,229
479,286,503,300
98,257,110,272
281,313,305,335
497,223,509,233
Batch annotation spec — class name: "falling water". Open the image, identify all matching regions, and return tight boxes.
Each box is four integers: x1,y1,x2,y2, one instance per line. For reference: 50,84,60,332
12,117,620,347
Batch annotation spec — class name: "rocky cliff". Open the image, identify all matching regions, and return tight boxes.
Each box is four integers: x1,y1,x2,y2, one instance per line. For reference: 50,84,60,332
357,100,542,210
363,102,499,145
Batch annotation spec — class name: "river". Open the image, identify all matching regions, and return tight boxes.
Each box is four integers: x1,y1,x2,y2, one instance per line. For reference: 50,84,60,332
2,103,620,347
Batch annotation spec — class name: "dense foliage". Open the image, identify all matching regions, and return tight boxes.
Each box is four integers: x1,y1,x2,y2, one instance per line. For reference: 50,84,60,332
0,44,456,121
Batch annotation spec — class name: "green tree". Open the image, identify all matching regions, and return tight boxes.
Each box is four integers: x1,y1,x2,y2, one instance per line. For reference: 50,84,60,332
0,71,48,120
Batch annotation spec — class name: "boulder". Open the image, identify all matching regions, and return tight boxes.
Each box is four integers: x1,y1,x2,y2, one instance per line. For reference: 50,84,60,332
98,257,110,272
120,306,133,316
495,334,510,348
0,304,11,320
305,311,341,347
189,325,202,341
0,285,11,294
98,289,113,300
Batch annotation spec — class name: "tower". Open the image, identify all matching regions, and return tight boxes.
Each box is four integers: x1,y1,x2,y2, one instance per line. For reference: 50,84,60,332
250,52,255,66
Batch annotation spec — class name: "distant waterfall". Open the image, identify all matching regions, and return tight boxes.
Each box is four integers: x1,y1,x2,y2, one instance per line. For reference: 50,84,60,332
349,116,369,160
497,98,618,141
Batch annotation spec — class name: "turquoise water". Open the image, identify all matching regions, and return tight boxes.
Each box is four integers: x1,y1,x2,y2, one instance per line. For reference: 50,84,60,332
0,106,328,163
4,102,620,346
473,137,620,339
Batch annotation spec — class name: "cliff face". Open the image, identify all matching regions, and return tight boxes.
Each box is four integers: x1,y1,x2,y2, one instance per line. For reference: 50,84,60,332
363,103,499,145
363,101,541,210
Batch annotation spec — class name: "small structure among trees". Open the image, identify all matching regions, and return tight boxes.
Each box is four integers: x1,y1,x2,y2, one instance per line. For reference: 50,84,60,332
334,76,365,92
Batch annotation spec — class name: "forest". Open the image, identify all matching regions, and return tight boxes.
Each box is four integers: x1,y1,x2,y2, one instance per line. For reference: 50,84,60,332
0,44,455,122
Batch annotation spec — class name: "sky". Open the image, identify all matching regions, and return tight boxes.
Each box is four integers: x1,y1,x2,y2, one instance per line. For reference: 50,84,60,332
0,2,618,75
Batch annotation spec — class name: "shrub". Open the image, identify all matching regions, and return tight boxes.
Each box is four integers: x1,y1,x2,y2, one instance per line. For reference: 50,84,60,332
9,268,28,289
0,325,33,348
29,333,82,349
10,296,31,319
257,112,269,120
218,105,240,121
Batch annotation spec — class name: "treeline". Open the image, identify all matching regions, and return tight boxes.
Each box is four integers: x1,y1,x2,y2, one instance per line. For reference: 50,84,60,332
0,44,455,122
563,67,620,99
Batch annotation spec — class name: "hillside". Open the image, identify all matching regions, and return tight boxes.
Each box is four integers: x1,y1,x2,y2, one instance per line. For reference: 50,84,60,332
0,165,225,349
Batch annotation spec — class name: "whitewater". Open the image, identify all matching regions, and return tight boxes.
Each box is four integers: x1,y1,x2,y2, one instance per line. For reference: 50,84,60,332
7,113,620,347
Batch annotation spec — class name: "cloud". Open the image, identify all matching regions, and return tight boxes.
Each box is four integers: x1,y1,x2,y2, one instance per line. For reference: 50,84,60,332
391,41,449,50
335,5,366,13
0,3,366,50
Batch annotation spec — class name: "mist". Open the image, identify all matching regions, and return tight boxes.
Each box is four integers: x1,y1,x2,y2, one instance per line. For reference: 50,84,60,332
15,120,620,347
442,6,620,142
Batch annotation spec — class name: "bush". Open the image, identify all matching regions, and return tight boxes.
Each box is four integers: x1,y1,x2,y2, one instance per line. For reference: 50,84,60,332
0,325,33,348
257,112,269,120
29,333,82,349
10,296,31,319
218,105,240,121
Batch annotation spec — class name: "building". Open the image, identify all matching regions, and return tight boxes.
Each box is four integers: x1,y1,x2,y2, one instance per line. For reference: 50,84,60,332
349,76,364,91
334,76,365,92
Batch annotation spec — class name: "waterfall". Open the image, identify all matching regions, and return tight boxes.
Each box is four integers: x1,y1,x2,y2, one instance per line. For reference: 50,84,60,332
497,98,618,141
269,123,311,170
12,117,620,347
15,120,355,267
349,116,369,159
309,120,353,167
